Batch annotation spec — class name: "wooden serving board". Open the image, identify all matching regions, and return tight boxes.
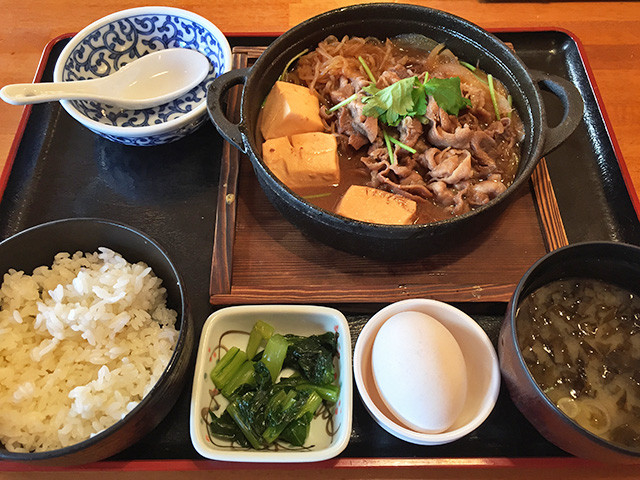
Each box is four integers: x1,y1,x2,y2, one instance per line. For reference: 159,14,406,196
209,47,568,305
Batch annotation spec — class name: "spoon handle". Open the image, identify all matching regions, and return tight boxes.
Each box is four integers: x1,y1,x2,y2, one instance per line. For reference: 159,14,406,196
0,80,103,105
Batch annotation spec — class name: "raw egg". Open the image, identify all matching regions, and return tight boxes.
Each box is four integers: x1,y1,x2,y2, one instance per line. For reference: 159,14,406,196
371,311,468,433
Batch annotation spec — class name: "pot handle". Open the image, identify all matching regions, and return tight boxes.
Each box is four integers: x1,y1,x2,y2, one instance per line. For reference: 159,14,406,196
530,70,584,157
206,67,250,153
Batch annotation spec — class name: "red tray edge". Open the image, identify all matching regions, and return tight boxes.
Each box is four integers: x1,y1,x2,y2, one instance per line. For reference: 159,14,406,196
0,27,626,471
0,456,606,472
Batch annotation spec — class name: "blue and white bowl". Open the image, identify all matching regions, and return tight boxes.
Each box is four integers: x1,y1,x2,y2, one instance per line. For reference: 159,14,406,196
53,7,232,146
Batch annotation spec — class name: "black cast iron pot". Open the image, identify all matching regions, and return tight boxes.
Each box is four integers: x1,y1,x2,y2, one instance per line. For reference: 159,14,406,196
207,3,584,258
499,241,640,463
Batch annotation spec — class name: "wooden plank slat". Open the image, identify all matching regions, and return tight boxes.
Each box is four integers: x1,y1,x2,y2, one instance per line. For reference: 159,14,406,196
210,49,252,297
531,158,569,251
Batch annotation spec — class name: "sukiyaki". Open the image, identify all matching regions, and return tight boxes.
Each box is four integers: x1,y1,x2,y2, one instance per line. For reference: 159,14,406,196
259,35,524,225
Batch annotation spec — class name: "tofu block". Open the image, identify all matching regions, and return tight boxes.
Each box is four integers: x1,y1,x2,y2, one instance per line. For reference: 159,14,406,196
336,185,417,225
262,132,340,189
262,136,295,187
260,81,324,140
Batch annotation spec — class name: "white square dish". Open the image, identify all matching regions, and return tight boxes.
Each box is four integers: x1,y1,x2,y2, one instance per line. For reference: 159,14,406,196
190,304,352,462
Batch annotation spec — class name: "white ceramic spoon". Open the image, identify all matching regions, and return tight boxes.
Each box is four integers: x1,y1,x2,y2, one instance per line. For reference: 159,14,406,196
0,48,210,109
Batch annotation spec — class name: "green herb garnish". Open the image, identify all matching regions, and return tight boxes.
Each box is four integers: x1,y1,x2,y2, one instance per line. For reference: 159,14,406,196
459,61,477,71
279,49,309,81
358,56,377,84
361,75,471,126
424,77,472,116
460,61,489,85
362,77,425,126
389,136,417,154
383,131,396,165
326,93,357,114
487,74,501,120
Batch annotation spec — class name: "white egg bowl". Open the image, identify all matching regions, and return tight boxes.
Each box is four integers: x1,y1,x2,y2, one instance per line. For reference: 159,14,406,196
353,299,500,445
190,305,352,462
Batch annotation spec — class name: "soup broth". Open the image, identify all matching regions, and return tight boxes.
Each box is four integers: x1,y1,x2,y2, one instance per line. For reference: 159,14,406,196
516,278,640,451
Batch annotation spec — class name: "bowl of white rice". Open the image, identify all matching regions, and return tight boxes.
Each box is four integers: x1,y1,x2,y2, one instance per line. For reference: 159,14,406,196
0,218,193,465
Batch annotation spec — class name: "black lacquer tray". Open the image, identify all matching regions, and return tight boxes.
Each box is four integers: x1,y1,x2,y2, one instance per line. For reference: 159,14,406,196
1,30,639,469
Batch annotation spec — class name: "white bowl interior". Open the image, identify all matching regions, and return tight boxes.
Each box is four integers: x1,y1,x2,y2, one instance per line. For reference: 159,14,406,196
190,305,352,462
354,299,500,445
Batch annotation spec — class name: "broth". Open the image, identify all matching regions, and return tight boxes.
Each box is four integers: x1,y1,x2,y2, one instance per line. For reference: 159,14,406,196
516,278,640,451
295,149,456,224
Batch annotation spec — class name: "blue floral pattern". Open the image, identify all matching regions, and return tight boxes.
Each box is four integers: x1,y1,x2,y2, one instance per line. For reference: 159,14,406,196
60,13,228,145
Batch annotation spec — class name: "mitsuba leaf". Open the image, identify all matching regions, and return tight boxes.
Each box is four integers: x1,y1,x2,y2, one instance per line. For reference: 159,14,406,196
361,75,471,126
423,77,472,116
362,77,421,126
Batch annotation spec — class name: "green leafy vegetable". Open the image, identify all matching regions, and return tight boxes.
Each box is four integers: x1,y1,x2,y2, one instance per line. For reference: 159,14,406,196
246,320,274,359
225,391,267,449
283,331,338,385
279,413,312,446
207,409,250,447
261,333,289,382
221,360,255,398
206,321,340,450
210,347,247,391
261,389,299,443
278,375,340,402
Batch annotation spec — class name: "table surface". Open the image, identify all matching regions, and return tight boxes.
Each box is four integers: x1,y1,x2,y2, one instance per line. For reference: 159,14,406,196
1,0,640,478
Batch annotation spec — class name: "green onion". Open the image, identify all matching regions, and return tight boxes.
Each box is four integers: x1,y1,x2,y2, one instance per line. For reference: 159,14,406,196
389,136,417,154
507,94,513,119
303,192,332,200
460,61,488,85
459,61,477,71
487,74,501,121
279,49,309,81
358,56,377,84
326,93,357,113
383,131,395,165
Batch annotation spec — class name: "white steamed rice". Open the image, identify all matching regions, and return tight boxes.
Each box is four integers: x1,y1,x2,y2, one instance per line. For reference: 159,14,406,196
0,247,179,452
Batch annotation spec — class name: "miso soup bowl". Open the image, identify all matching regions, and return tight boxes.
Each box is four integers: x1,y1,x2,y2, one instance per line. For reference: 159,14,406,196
499,241,640,464
206,3,583,258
